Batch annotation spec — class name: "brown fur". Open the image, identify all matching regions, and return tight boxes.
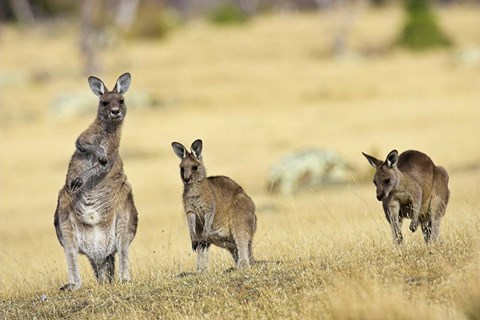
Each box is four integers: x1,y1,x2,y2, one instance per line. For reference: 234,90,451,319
172,139,257,271
54,73,138,290
363,150,450,244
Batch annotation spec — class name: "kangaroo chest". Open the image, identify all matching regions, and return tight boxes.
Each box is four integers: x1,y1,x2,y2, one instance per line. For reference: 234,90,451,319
184,187,214,217
188,196,210,214
394,187,428,207
76,192,113,224
184,187,232,244
394,190,413,205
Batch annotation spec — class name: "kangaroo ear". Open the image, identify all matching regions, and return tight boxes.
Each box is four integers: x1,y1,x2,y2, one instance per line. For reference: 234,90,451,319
386,150,399,168
362,152,382,169
113,72,131,95
191,139,203,160
88,76,107,97
172,142,187,159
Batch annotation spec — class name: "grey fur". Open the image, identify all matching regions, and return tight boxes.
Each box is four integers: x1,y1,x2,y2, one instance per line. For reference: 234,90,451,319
171,139,257,271
54,73,138,291
363,150,450,244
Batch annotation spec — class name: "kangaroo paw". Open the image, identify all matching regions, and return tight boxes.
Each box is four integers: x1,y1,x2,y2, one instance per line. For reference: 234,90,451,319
409,221,418,232
98,156,108,166
198,241,210,252
59,283,81,291
70,177,83,191
192,240,199,252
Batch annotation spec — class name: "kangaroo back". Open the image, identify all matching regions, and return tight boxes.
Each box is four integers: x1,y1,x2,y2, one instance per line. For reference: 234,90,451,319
397,150,435,188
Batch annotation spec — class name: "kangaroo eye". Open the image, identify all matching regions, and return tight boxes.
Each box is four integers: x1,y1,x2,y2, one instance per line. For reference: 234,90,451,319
180,168,185,174
384,178,391,184
119,99,124,104
192,165,198,171
102,101,109,107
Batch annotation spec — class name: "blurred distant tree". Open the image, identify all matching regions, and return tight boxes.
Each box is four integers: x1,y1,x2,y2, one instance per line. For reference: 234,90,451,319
315,0,365,57
208,1,250,25
166,0,260,18
114,0,140,31
370,0,390,6
397,0,452,50
3,0,480,24
236,0,259,15
9,0,35,24
0,1,14,21
32,0,78,17
314,0,335,9
80,0,99,75
129,1,178,38
165,0,189,15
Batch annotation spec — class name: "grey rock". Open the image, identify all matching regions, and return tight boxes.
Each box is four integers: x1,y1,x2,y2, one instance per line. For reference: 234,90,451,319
268,149,353,195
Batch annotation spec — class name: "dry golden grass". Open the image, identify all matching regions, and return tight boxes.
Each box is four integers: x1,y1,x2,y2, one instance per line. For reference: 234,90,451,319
1,5,480,319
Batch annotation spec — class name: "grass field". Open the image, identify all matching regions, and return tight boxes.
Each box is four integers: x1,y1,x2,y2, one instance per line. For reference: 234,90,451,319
1,5,480,319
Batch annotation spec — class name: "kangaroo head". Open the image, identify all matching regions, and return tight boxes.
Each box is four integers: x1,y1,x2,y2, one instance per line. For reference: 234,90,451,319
172,139,206,185
88,73,131,124
362,150,400,201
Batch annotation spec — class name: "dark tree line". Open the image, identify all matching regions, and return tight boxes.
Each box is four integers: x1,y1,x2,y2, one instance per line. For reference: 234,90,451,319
0,0,471,23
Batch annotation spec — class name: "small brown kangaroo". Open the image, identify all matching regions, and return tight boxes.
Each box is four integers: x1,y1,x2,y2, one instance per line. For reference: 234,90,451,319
54,73,138,291
362,150,450,244
171,139,257,271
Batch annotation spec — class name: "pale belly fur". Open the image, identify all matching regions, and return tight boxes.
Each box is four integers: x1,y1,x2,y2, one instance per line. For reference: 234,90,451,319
75,193,117,263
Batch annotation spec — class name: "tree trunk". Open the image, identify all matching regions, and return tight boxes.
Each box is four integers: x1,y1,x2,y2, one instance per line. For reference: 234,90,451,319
9,0,35,24
80,0,98,75
236,0,259,15
315,0,363,57
115,0,140,31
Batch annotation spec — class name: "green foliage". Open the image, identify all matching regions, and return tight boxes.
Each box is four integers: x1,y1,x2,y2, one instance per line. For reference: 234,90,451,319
129,4,179,39
207,3,249,26
397,0,452,50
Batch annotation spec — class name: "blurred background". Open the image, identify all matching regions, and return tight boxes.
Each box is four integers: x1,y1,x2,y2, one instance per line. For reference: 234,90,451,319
0,0,479,292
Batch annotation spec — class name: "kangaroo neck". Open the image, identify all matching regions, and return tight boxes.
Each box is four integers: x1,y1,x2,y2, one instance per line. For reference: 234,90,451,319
184,179,207,194
94,118,123,136
395,168,404,180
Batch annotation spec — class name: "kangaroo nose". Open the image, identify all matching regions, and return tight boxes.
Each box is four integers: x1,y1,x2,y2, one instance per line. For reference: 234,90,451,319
111,108,120,115
376,193,385,201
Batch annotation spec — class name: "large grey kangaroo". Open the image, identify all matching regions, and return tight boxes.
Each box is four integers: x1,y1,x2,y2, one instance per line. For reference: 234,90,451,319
172,139,257,272
362,150,450,244
54,73,138,290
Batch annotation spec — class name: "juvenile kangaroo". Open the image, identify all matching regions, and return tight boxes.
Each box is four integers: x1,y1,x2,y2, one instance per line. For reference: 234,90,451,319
54,73,138,291
171,139,257,271
362,150,450,245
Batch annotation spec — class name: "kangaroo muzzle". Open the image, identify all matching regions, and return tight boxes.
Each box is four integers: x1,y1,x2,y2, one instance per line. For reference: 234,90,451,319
377,192,387,201
110,107,121,118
